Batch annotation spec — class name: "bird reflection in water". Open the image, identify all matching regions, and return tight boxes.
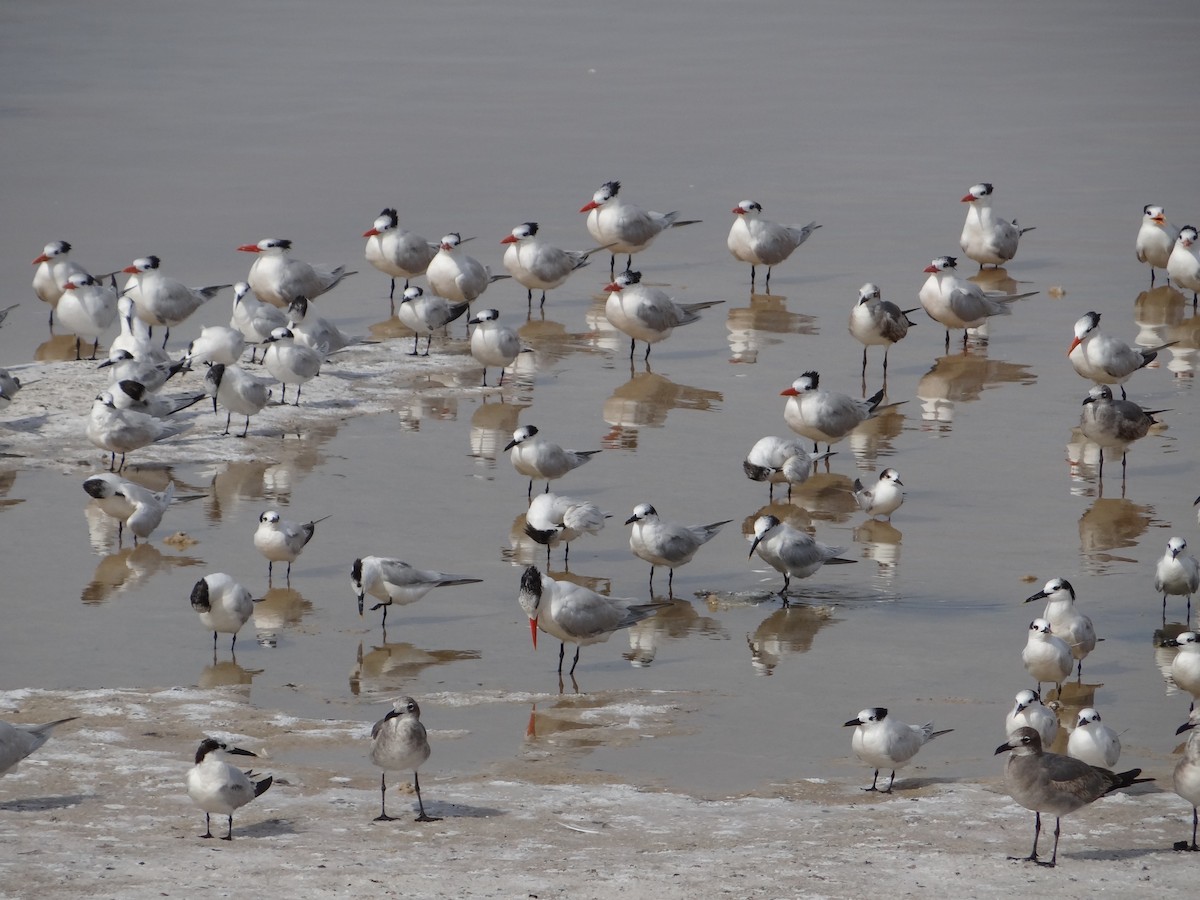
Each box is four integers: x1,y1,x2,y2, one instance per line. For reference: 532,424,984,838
33,333,80,363
623,599,727,667
843,404,906,472
774,472,860,524
350,639,480,696
252,586,314,633
203,459,274,524
601,370,722,450
746,604,839,675
394,392,458,432
197,658,262,689
1076,496,1155,572
468,400,529,471
726,293,818,364
917,352,1036,432
853,519,902,587
81,543,203,604
0,468,21,511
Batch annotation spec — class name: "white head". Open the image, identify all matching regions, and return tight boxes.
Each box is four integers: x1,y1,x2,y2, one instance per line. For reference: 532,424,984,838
259,510,281,525
1143,204,1166,223
1179,226,1197,248
857,283,881,304
438,232,463,251
1076,708,1101,727
923,256,957,274
732,200,762,217
961,182,993,202
1029,618,1053,636
1168,536,1188,558
1012,689,1041,711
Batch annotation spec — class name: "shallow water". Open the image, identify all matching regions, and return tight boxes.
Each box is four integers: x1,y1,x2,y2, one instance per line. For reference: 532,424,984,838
1,0,1199,798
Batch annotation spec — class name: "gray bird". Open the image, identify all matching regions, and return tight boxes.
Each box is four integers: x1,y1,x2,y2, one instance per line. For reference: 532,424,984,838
1078,384,1165,481
747,514,855,603
625,502,731,596
1,716,77,777
370,696,438,823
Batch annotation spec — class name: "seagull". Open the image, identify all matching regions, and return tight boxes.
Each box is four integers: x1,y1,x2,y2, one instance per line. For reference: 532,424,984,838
363,208,437,310
1166,632,1200,711
1067,708,1121,769
995,726,1149,867
1005,689,1059,746
726,200,820,291
184,323,246,367
747,514,855,601
32,240,91,327
523,492,609,564
504,425,600,498
625,502,731,596
186,738,272,840
204,363,272,437
190,573,258,654
603,269,724,360
1173,710,1200,852
501,221,602,309
1156,537,1200,623
229,281,288,362
843,707,951,793
1022,618,1073,695
959,182,1034,268
1167,225,1200,308
742,436,834,501
1078,384,1165,481
919,255,1037,348
121,256,230,347
1,715,77,777
1136,205,1179,286
848,282,918,378
425,232,507,305
467,309,522,386
82,474,174,544
396,285,469,356
352,556,483,628
1024,578,1096,677
370,696,439,823
56,274,117,360
781,371,894,453
238,238,354,307
261,326,324,405
254,510,331,583
580,180,699,276
852,469,905,520
86,391,191,471
1068,310,1174,398
517,565,671,675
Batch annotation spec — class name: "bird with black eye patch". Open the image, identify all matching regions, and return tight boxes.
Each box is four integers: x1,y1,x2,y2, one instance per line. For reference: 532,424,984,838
742,435,834,502
56,273,117,360
352,555,483,629
363,208,437,312
426,232,507,307
254,510,330,584
229,281,287,361
781,371,894,454
190,573,259,656
726,200,820,292
501,221,604,310
237,238,354,307
204,363,272,438
852,469,905,521
580,180,699,276
86,390,191,472
467,308,522,386
843,707,952,793
261,326,324,406
505,425,600,499
396,286,469,357
1136,205,1178,286
1068,310,1174,399
1022,618,1072,695
959,181,1034,268
121,255,230,348
1024,578,1095,678
33,239,92,328
1066,707,1121,769
186,738,272,840
625,503,730,597
1167,225,1200,308
747,514,855,603
370,696,439,823
1078,384,1165,482
848,282,918,379
602,269,724,361
918,255,1037,349
1156,537,1200,624
1005,689,1058,746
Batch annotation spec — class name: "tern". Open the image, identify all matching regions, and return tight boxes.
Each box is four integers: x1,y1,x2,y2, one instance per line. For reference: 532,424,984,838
190,573,258,654
504,425,600,498
1005,689,1059,746
747,514,855,601
425,232,507,305
1156,537,1200,623
82,474,175,544
1022,618,1073,695
919,255,1036,348
254,510,331,583
742,436,834,501
396,285,469,356
204,363,272,437
580,180,699,276
1165,632,1200,711
603,269,723,360
229,281,287,361
238,238,354,307
0,715,77,777
86,391,190,471
1024,578,1096,676
184,324,245,367
727,200,820,291
285,294,356,354
501,221,603,309
1068,310,1174,398
122,256,229,347
1167,225,1200,308
370,696,438,822
523,492,609,564
352,556,483,628
261,326,324,405
110,379,202,420
1173,710,1200,851
843,707,951,793
781,371,894,453
110,295,170,364
852,468,905,520
56,274,117,360
32,240,91,327
467,308,522,386
186,738,272,840
848,282,918,378
363,208,437,310
1066,708,1121,769
1078,384,1164,481
1136,205,1179,286
959,182,1034,268
98,348,188,393
625,503,731,596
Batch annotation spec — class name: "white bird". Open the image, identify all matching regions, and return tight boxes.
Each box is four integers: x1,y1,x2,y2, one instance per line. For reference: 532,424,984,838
32,240,90,327
1167,225,1200,308
425,232,506,305
625,502,731,596
1136,205,1179,286
254,510,330,582
121,256,229,346
1005,689,1059,747
843,707,952,793
853,468,905,520
82,474,175,544
848,282,919,378
523,492,609,564
185,323,245,367
1022,618,1073,694
1067,708,1121,769
603,269,723,360
1168,632,1200,709
186,738,272,840
580,180,698,275
82,473,136,540
995,726,1147,867
352,555,483,628
1078,384,1164,481
517,565,671,675
1156,537,1200,623
396,285,469,356
86,391,191,471
1024,577,1096,676
110,295,170,365
204,363,272,437
504,425,600,498
363,208,437,310
727,200,820,291
747,514,855,600
285,295,355,354
959,182,1034,268
1173,710,1200,852
467,308,523,386
112,378,203,419
261,326,324,405
56,274,117,359
98,348,188,393
1068,310,1173,397
237,238,354,307
919,255,1036,348
781,371,891,452
229,281,288,362
742,436,834,501
1,715,77,777
370,696,438,823
501,221,601,309
190,572,258,654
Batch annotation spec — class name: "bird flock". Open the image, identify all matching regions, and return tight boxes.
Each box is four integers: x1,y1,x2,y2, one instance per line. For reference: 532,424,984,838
3,182,1200,861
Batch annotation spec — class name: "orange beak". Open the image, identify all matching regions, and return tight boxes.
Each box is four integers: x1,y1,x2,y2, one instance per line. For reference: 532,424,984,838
580,201,600,213
780,386,799,396
1152,215,1166,225
32,254,50,265
121,265,139,274
500,234,518,244
923,264,939,273
603,281,621,292
529,617,538,649
236,244,261,253
363,227,380,237
1067,336,1082,356
960,193,975,202
732,206,745,215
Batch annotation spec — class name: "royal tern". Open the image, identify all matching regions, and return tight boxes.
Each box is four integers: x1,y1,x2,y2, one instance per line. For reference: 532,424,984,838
504,425,600,497
426,232,506,305
56,274,117,360
237,238,354,307
580,180,699,275
184,324,245,367
32,240,91,327
781,371,892,452
747,514,855,600
625,503,731,596
995,726,1148,867
467,308,522,386
186,738,272,840
0,715,77,777
1068,310,1174,398
190,572,258,654
517,565,671,674
919,255,1036,348
204,363,272,437
261,326,324,405
1024,578,1096,676
370,696,438,822
742,436,833,501
122,256,229,346
603,269,723,360
1005,689,1059,746
1022,618,1073,694
363,208,437,309
843,707,952,793
848,282,918,377
523,492,609,564
1166,632,1200,709
1156,537,1200,623
396,285,469,356
229,281,287,361
98,348,188,392
1078,384,1164,480
1167,225,1200,308
1136,205,1179,286
86,391,191,471
1066,708,1121,769
1174,710,1200,851
254,510,331,582
959,182,1034,268
501,221,602,309
727,200,820,291
852,468,905,520
352,555,483,628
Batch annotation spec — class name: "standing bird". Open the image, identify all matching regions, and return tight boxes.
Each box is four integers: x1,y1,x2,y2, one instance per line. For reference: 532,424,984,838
184,324,245,368
1068,310,1173,399
1,716,77,777
86,391,191,472
919,255,1036,349
1173,710,1200,852
1067,708,1121,769
363,208,437,311
370,696,439,822
1136,205,1179,286
467,308,522,385
286,295,355,354
261,326,324,405
1005,689,1059,747
1024,577,1096,677
1167,225,1200,308
625,503,731,596
56,274,117,360
186,738,272,840
959,182,1034,268
843,707,952,793
352,556,483,628
1156,537,1200,623
237,238,354,307
504,425,600,498
254,510,331,583
848,282,918,379
747,514,855,601
121,256,230,347
995,726,1148,867
425,232,506,307
190,573,257,655
110,295,170,365
523,492,609,564
1022,619,1073,695
781,371,891,453
742,436,834,501
1166,632,1200,711
852,469,905,520
86,477,175,544
603,269,723,360
1078,384,1164,481
229,281,288,362
396,285,469,356
580,180,699,276
32,240,91,328
501,221,601,310
726,200,820,292
204,363,272,438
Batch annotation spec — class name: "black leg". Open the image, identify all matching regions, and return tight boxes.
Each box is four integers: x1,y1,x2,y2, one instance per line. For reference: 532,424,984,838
201,812,214,838
882,770,896,794
557,642,565,673
374,772,396,821
569,645,581,675
223,815,234,841
864,769,880,792
414,771,440,822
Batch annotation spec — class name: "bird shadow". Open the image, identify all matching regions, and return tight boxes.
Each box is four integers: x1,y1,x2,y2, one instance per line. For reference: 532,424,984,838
434,801,505,820
0,793,87,812
236,817,302,838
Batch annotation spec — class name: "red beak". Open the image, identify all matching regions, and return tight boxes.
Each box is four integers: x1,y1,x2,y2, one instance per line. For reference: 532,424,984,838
732,206,745,215
529,617,538,650
500,234,518,244
32,254,50,265
923,264,939,273
580,201,600,213
236,244,261,253
122,265,139,274
960,193,975,202
1067,337,1082,356
780,387,799,396
363,227,380,237
603,281,621,292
